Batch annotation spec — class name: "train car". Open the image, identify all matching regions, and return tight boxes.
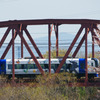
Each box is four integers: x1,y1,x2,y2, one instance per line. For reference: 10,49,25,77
0,58,99,79
66,58,99,78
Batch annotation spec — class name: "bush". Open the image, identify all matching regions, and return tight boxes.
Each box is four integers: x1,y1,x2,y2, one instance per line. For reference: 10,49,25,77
0,73,99,100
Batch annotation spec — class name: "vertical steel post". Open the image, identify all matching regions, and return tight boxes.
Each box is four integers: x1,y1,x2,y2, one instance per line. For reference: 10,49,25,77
92,29,95,58
48,24,51,74
19,24,23,58
55,25,59,57
21,31,23,58
12,28,15,83
85,27,89,85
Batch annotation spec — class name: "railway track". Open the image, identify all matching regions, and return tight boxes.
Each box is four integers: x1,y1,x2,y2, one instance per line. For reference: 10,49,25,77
0,77,100,87
0,73,100,87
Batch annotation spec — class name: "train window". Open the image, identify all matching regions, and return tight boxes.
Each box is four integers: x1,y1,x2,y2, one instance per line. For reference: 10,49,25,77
8,64,12,69
15,64,34,69
15,64,21,69
40,64,45,69
66,64,72,69
21,64,24,69
51,64,55,69
27,64,34,69
1,64,5,70
45,64,48,69
8,64,19,69
91,62,93,67
34,64,38,69
34,64,45,69
15,64,24,69
55,64,59,70
15,64,25,69
51,64,59,71
62,64,66,70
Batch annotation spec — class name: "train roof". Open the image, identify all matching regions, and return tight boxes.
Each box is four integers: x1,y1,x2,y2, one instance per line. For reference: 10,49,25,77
6,58,93,64
6,58,60,64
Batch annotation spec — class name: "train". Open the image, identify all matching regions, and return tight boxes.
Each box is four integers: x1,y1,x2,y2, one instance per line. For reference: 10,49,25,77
0,58,99,79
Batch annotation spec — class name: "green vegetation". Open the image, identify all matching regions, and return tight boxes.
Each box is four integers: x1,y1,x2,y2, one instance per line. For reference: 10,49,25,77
0,73,100,100
43,49,72,58
43,48,100,59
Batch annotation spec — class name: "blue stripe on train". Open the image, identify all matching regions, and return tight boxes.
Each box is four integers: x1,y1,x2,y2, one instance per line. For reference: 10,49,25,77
94,73,99,77
0,59,6,74
79,58,85,73
79,58,98,77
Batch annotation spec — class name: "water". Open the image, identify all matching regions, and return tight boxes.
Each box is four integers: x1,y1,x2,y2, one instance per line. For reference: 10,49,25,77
0,32,99,59
0,43,99,59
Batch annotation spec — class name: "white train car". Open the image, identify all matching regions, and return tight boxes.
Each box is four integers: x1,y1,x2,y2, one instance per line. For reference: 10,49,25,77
0,58,99,79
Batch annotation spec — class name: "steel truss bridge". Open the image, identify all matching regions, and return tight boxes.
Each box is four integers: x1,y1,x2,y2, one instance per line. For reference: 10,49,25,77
0,19,100,86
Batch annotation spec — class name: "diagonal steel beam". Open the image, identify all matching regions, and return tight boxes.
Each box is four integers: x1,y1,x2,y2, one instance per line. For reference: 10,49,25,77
91,29,100,47
1,31,17,59
90,28,95,58
95,30,100,38
23,27,44,58
15,27,44,75
72,33,85,58
72,28,89,58
0,27,11,48
56,25,84,73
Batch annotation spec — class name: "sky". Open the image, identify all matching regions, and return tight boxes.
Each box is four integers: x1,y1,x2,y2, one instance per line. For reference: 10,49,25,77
0,0,100,40
0,0,100,20
0,0,100,58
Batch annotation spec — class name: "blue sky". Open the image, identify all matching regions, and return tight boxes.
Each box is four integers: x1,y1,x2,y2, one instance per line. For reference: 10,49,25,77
0,0,100,40
0,0,100,20
0,0,100,58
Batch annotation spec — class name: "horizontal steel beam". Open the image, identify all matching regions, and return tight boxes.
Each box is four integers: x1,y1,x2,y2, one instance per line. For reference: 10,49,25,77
0,19,100,27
